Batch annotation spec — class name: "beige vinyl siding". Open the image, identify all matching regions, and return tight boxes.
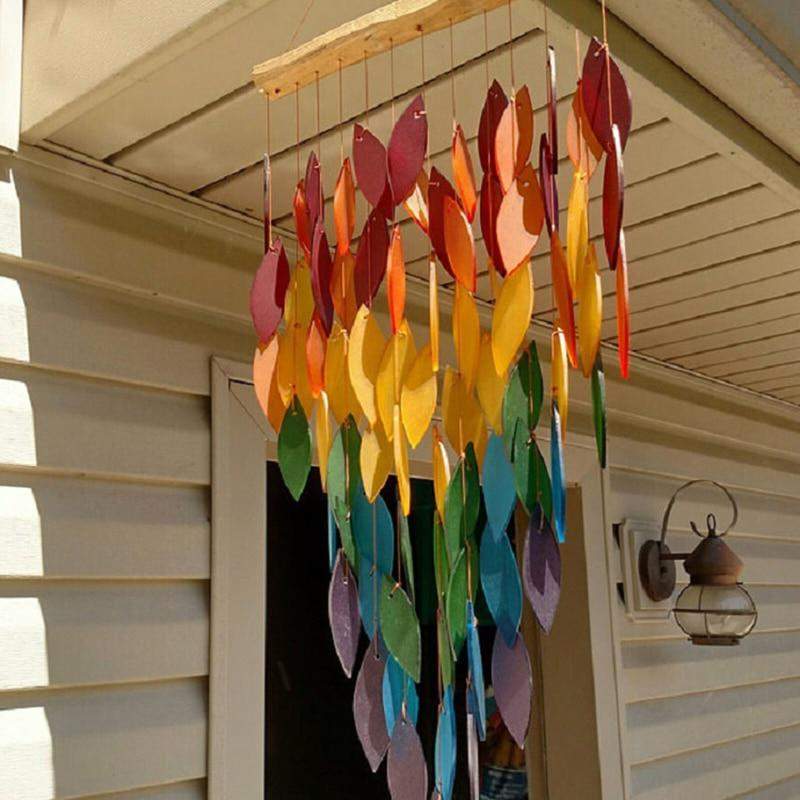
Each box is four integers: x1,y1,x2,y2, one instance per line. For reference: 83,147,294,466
0,150,256,798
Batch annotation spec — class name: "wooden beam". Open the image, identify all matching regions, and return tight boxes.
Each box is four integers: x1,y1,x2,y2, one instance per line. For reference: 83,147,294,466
251,0,507,98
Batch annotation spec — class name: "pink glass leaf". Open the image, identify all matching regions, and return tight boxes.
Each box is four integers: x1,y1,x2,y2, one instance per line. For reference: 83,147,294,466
353,641,390,772
305,151,323,231
250,237,290,342
496,163,544,273
602,124,625,270
491,629,532,748
328,550,361,678
387,719,429,800
478,80,509,176
311,220,334,335
354,207,390,308
388,95,427,206
522,505,561,634
428,167,457,280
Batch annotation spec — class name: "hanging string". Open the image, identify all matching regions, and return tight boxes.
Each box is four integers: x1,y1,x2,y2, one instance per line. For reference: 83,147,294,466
601,0,615,128
448,19,456,123
507,0,516,92
265,98,272,252
338,59,345,164
483,10,490,92
390,38,397,127
364,50,370,129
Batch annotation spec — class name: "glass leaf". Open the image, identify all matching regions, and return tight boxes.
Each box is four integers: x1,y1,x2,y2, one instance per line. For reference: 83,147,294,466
452,283,480,391
293,180,312,260
551,328,569,437
334,157,356,255
353,123,392,217
511,425,552,520
476,332,505,433
616,230,630,379
602,124,625,270
353,641,390,772
496,164,544,274
306,315,327,399
480,526,522,647
387,224,406,333
547,46,558,171
326,323,362,425
380,575,421,682
253,336,279,424
277,396,311,501
330,250,357,331
478,79,509,175
501,341,543,457
284,260,314,328
495,94,520,193
393,405,411,516
479,172,505,275
434,516,450,603
401,343,437,449
328,550,361,678
311,221,334,336
492,260,534,377
355,207,390,308
315,390,332,490
441,368,484,458
353,489,394,575
435,686,457,800
550,231,578,368
266,351,288,434
539,135,558,235
360,423,393,502
399,512,415,605
445,548,468,657
377,323,416,440
466,600,486,740
591,355,607,468
514,85,534,176
523,504,561,633
579,243,602,377
304,151,322,231
383,655,419,737
566,85,599,178
432,426,450,523
250,238,290,342
481,433,516,534
277,323,313,416
387,717,428,800
429,255,440,372
452,123,477,222
491,629,532,749
328,500,337,573
388,95,428,207
348,305,385,428
327,418,363,565
551,401,566,543
566,171,589,294
443,444,481,565
443,196,476,292
428,167,457,279
358,555,379,639
403,169,430,233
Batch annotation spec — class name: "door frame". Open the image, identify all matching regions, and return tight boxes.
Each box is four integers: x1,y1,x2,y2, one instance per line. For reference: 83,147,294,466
208,356,627,798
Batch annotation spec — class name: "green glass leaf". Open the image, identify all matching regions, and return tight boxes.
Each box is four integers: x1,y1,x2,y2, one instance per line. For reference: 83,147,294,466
434,515,450,601
399,512,416,605
380,575,421,682
333,496,358,570
511,420,552,519
443,443,481,565
445,544,479,658
437,611,454,688
328,417,362,565
591,355,607,469
502,341,544,457
278,397,311,501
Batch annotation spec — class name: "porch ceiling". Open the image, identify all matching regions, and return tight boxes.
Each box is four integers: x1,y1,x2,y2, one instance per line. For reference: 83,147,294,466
19,0,800,407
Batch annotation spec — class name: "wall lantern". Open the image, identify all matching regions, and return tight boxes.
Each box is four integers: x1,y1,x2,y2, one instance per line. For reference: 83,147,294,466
638,480,757,646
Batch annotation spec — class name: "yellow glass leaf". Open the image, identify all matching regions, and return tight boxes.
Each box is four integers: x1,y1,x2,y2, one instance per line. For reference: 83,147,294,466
432,425,450,521
376,322,416,440
360,423,393,502
253,337,278,422
487,257,502,302
579,243,603,378
285,262,314,327
429,255,439,373
442,367,484,456
276,324,313,415
452,283,480,392
566,171,589,293
476,331,505,433
401,343,437,449
491,260,533,377
276,329,293,406
348,305,385,427
315,391,332,491
326,324,362,424
551,328,569,440
393,405,411,516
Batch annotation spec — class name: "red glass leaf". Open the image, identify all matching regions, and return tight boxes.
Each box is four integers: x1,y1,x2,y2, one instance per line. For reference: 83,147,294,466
603,124,624,270
305,151,322,231
262,153,271,253
388,95,427,207
443,195,476,292
547,46,558,173
616,229,630,378
354,208,390,308
311,220,334,335
550,231,577,367
480,172,505,275
514,85,534,176
539,135,559,235
496,163,544,273
293,180,312,260
452,124,477,222
581,36,632,153
428,167,457,279
387,224,406,333
334,158,356,255
478,79,509,175
306,314,327,398
353,124,391,216
250,238,290,342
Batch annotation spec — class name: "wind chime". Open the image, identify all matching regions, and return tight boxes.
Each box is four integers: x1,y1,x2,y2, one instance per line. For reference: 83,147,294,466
250,2,632,796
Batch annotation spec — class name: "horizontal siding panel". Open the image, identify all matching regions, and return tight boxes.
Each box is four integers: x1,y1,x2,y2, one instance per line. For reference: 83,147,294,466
630,723,800,800
0,474,209,579
0,365,209,484
80,778,206,799
0,678,206,800
0,262,251,394
0,580,208,691
739,773,800,799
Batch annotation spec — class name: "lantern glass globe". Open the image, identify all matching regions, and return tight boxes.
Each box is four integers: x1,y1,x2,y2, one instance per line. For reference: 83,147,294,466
673,583,757,644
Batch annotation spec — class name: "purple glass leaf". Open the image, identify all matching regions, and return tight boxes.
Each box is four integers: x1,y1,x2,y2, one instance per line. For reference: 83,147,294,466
428,167,456,279
249,237,290,342
328,550,361,678
311,220,334,335
353,124,390,213
522,505,561,633
354,208,390,308
478,80,509,175
387,718,429,800
305,151,323,231
388,95,427,206
353,640,390,772
467,712,480,800
539,135,558,235
491,629,532,748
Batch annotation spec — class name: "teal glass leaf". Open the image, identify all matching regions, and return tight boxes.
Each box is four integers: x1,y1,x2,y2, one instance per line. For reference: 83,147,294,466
399,512,415,605
482,433,516,535
380,576,422,682
502,341,544,457
551,402,566,543
382,654,419,736
592,356,607,469
479,526,522,646
466,600,486,741
511,420,552,519
444,443,481,565
435,685,457,800
353,489,394,575
358,556,379,639
278,396,311,501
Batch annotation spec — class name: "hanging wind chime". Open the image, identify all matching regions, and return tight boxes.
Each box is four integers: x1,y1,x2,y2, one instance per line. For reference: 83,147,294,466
249,2,632,796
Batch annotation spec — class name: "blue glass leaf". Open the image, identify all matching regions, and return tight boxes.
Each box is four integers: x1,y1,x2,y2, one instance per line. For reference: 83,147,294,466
551,402,566,543
358,556,379,639
328,498,337,573
466,600,486,741
479,526,522,646
482,433,516,536
435,686,457,800
352,488,394,574
382,655,419,736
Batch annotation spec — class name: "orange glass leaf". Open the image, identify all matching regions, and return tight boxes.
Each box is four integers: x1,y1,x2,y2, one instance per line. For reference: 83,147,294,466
306,315,327,398
293,180,312,260
514,86,534,176
576,81,605,163
330,250,357,331
267,359,288,433
387,225,406,334
452,124,477,222
496,163,544,273
616,230,630,379
349,305,385,427
578,243,602,378
566,171,589,293
361,423,393,502
443,195,476,292
551,328,569,440
476,331,505,433
315,390,332,491
401,343,437,449
550,231,578,368
495,99,519,193
432,425,450,521
334,158,356,255
404,170,430,233
429,255,439,373
253,337,279,424
566,86,599,178
452,283,480,392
